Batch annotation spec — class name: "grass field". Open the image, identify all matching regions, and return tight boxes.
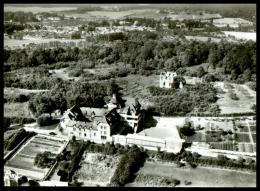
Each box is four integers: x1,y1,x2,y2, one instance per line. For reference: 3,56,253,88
4,6,77,13
4,102,33,119
128,161,256,187
214,82,256,114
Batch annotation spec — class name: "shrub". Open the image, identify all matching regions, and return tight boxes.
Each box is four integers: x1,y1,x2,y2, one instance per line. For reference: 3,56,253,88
110,147,147,186
36,115,59,127
4,128,29,150
229,93,239,100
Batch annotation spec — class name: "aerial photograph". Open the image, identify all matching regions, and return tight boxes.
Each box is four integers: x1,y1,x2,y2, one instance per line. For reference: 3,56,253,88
3,3,256,187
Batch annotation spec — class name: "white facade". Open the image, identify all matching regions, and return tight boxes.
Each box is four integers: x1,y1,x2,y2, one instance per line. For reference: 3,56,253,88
160,71,177,88
112,134,184,153
60,109,111,144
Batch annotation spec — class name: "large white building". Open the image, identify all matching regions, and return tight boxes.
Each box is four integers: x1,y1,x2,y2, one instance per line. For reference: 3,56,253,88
160,71,177,88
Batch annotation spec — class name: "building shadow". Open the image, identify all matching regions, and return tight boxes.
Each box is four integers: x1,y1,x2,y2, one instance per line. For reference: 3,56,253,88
136,110,158,133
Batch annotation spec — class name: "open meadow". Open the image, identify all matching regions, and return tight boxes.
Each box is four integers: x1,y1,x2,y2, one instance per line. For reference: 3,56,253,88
127,161,256,187
4,102,33,119
214,82,256,114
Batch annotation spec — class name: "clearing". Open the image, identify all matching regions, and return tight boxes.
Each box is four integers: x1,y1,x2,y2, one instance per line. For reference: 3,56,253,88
4,102,33,119
214,82,256,114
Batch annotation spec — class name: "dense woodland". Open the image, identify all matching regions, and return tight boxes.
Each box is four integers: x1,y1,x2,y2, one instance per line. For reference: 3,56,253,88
4,38,256,83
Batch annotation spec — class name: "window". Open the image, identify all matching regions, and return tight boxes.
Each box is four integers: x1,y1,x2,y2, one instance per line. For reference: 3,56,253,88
94,133,96,136
84,133,86,137
101,136,106,140
104,131,106,135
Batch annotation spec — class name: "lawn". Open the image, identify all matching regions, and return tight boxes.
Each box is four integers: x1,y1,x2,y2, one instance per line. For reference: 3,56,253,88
4,102,33,119
128,161,256,187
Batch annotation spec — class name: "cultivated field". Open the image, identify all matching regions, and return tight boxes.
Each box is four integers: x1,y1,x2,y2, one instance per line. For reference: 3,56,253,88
5,135,68,180
128,161,256,187
214,82,256,114
4,6,77,13
74,152,121,186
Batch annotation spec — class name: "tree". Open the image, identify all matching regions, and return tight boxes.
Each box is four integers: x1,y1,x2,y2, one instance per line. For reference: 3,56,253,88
196,66,206,78
37,115,55,127
251,104,256,113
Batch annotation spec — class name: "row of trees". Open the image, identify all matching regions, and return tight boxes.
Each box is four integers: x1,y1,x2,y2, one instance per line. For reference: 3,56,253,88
156,150,255,171
110,145,148,186
4,11,39,23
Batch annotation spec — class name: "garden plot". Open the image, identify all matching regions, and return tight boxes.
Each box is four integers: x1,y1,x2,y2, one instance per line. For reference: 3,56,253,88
214,82,256,114
75,152,121,186
5,135,68,180
238,143,255,153
251,134,256,143
128,161,256,187
235,133,251,143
